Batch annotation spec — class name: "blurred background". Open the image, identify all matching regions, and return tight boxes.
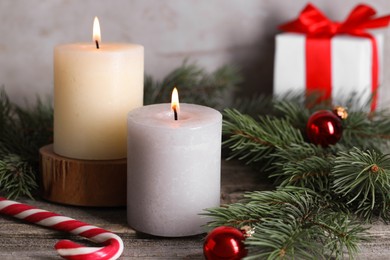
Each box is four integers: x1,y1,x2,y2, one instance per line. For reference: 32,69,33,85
0,0,389,105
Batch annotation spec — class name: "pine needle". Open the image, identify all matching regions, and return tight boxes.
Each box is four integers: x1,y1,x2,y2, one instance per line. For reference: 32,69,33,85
215,94,390,258
332,148,390,221
0,88,52,198
204,187,368,259
144,61,242,109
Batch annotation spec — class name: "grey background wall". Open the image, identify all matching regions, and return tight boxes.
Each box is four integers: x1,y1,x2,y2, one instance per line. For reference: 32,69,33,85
1,0,390,105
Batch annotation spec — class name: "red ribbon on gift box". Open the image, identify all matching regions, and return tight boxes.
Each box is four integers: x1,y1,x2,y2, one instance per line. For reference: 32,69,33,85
279,4,390,110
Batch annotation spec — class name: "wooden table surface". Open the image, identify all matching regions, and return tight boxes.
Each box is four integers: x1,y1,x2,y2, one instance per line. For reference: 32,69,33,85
1,160,390,259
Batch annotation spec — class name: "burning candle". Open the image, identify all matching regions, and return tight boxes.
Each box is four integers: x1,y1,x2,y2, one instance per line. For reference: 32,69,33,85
54,17,144,160
127,89,222,237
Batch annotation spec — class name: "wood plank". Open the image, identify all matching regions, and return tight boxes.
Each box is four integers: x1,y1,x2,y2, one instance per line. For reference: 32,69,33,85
0,160,389,259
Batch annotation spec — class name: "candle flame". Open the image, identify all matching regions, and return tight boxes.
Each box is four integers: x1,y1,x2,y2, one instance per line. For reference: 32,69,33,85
93,16,101,48
171,87,180,120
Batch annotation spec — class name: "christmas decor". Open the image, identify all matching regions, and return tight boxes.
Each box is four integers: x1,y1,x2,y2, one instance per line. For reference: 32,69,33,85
205,94,390,259
205,187,366,259
3,61,390,259
0,62,241,199
274,3,390,110
306,109,343,147
0,196,124,259
203,226,247,260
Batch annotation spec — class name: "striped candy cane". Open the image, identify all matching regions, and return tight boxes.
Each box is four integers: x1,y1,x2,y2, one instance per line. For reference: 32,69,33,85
0,197,124,260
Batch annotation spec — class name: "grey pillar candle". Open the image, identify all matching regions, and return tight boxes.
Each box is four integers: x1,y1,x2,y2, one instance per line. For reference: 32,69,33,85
127,102,222,237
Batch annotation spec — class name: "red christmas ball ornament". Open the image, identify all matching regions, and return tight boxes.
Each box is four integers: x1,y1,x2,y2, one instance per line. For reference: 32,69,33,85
203,226,248,260
306,110,343,147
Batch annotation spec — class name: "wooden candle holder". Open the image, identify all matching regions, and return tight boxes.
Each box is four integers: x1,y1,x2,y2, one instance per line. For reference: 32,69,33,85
39,144,126,207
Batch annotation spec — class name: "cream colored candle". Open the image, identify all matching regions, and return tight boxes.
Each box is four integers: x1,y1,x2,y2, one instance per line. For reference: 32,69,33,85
54,17,143,160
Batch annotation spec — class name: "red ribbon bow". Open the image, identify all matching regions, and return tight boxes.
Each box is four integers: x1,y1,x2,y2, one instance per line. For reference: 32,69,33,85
279,4,390,110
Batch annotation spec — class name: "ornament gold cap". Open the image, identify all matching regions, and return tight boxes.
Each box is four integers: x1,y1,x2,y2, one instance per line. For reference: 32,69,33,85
333,106,348,120
240,225,255,237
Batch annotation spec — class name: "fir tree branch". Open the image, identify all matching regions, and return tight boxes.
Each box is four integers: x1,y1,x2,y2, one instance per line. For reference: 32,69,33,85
332,148,390,221
223,109,304,170
0,153,37,199
271,143,334,192
216,95,390,258
231,95,275,118
0,88,52,198
341,111,379,149
144,61,242,109
204,187,368,259
273,99,310,130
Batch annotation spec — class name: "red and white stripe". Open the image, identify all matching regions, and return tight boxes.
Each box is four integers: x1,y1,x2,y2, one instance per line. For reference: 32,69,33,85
0,197,124,260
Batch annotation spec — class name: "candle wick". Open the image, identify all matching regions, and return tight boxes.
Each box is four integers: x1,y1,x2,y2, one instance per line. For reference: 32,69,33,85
95,40,100,49
173,108,178,121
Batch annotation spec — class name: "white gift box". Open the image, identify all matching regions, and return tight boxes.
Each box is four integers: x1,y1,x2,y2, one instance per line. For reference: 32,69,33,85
273,30,385,107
